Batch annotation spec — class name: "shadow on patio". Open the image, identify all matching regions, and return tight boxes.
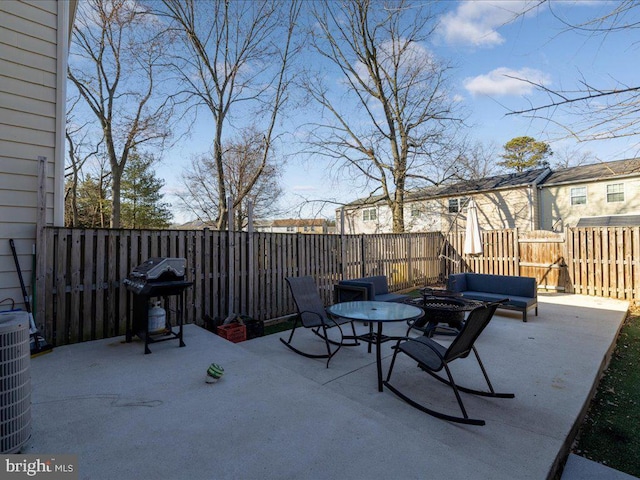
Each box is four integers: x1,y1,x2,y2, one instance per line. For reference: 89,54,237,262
25,294,628,479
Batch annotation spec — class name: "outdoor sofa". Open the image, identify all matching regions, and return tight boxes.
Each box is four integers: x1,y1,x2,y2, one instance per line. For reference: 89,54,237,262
334,275,410,304
447,272,538,322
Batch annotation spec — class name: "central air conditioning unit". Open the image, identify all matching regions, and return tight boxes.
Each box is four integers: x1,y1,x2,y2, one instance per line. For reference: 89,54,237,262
0,311,31,453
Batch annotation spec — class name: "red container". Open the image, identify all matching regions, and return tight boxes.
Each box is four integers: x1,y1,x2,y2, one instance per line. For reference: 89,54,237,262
216,324,246,343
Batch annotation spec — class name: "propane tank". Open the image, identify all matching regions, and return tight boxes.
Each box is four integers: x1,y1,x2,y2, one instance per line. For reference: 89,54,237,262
148,301,166,333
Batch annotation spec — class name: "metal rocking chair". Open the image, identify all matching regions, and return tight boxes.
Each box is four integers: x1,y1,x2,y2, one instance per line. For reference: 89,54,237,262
384,301,514,425
281,276,359,368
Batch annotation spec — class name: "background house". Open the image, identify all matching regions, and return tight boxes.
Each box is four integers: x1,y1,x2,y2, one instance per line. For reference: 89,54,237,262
1,0,76,310
253,218,334,234
338,169,551,234
338,159,640,234
538,158,640,231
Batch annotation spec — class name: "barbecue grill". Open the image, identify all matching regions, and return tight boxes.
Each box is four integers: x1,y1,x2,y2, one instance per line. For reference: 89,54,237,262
124,257,192,354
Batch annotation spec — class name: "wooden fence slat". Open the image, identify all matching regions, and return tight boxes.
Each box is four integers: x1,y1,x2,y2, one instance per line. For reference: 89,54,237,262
82,230,94,341
54,231,68,345
69,229,82,344
594,229,602,297
43,228,55,342
117,232,128,336
94,230,106,339
617,228,625,299
609,229,617,298
625,227,633,300
634,227,640,300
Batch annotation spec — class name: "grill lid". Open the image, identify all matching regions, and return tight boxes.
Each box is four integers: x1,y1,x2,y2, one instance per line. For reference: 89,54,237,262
129,257,186,280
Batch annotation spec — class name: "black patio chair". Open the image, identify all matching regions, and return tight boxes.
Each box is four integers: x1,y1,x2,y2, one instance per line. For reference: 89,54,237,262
384,300,514,426
281,276,359,368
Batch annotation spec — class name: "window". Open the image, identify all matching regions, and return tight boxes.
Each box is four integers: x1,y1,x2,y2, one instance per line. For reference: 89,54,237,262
363,208,377,222
448,199,459,213
607,183,624,203
411,206,421,217
286,226,294,232
570,187,586,205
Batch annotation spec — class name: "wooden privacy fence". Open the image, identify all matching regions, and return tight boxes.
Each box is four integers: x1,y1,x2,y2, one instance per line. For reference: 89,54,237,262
37,226,638,346
444,227,640,300
37,228,443,346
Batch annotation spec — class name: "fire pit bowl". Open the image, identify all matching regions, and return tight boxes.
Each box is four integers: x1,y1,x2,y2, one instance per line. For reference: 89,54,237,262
406,292,485,337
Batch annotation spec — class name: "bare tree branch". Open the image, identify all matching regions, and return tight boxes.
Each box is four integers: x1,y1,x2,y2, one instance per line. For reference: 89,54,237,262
159,0,301,229
68,0,176,227
506,1,640,145
302,0,466,232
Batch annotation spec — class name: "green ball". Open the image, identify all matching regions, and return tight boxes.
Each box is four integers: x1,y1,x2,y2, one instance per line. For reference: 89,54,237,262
207,363,224,378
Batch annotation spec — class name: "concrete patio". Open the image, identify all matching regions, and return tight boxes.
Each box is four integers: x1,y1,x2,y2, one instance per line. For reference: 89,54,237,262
24,293,630,479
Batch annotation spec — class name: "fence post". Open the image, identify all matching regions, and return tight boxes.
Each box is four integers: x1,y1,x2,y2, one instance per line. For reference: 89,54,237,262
248,202,255,319
514,228,520,276
360,234,366,277
226,196,234,323
35,156,47,337
407,235,413,286
340,208,345,279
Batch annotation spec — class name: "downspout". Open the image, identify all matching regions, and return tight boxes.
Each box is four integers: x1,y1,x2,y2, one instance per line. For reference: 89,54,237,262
528,185,534,231
538,183,545,231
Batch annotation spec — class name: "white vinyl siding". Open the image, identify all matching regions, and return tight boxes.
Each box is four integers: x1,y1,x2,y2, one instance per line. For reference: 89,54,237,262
0,0,66,309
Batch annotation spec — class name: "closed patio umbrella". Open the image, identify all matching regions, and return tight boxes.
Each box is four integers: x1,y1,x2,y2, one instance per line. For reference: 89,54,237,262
463,198,483,255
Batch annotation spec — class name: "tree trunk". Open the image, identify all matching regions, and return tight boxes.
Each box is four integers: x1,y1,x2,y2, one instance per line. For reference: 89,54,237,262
390,188,405,231
214,122,228,231
110,172,121,229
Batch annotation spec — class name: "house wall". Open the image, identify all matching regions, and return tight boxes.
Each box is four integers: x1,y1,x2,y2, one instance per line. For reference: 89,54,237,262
539,176,640,230
339,186,537,234
434,188,537,233
0,0,70,309
339,204,394,234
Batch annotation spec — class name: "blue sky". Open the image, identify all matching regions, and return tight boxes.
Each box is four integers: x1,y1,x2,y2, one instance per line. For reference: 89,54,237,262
162,0,638,223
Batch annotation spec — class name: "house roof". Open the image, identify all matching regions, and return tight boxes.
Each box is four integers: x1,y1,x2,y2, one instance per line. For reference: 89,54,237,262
271,219,326,227
541,158,640,186
340,158,640,211
342,168,550,208
173,219,216,230
417,168,550,199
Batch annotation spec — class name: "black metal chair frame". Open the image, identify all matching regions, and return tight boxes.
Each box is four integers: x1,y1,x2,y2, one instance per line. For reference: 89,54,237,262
384,301,514,426
281,276,359,368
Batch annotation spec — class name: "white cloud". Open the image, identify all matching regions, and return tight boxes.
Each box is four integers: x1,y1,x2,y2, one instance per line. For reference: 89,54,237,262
463,67,551,96
438,1,536,47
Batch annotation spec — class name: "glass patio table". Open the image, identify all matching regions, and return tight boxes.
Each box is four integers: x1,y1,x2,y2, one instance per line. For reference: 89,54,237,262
327,301,424,392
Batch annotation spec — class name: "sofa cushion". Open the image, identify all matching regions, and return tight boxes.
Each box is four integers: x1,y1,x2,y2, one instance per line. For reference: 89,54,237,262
340,275,390,295
337,276,406,302
338,280,376,300
464,273,536,298
460,291,536,310
447,273,467,293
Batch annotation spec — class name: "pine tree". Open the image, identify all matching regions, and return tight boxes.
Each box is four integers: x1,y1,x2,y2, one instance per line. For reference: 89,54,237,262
120,151,172,229
498,136,553,172
64,168,111,228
